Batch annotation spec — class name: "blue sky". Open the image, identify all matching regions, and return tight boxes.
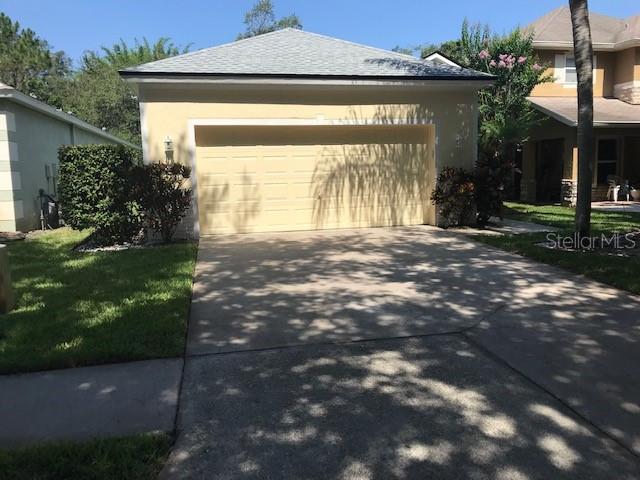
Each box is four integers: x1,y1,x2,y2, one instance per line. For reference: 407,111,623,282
1,0,638,65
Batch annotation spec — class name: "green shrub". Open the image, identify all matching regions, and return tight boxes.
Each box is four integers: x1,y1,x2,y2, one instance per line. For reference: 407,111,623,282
58,145,142,244
431,167,476,227
133,163,192,243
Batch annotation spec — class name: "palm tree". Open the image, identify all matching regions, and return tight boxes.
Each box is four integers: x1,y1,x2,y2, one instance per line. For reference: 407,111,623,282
569,0,594,235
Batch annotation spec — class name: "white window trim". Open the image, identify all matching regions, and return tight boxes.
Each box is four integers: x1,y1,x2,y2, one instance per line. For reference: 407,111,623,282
555,53,596,87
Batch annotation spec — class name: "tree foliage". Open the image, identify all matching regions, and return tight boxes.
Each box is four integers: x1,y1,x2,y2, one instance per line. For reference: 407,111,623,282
430,167,476,227
58,145,143,244
134,163,192,242
463,24,549,149
0,13,71,107
428,22,550,223
62,38,188,144
420,39,465,61
0,11,188,145
59,145,192,244
238,0,302,39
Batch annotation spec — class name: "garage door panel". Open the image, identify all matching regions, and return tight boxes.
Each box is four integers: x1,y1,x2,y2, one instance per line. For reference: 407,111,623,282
262,183,290,200
195,125,434,234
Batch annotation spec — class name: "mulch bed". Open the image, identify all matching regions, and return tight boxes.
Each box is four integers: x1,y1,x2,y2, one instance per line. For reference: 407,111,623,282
0,232,26,242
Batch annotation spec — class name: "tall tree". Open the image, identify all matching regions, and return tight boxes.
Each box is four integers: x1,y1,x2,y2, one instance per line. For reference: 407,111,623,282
420,39,464,61
0,12,71,106
238,0,302,39
569,0,594,235
63,38,188,144
454,22,550,223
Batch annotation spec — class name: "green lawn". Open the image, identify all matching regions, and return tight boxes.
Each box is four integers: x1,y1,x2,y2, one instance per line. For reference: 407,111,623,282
0,434,170,480
475,202,640,294
501,202,640,234
0,228,197,374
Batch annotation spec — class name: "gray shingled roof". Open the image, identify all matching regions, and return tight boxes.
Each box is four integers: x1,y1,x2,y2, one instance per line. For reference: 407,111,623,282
528,97,640,126
526,6,640,48
121,29,491,80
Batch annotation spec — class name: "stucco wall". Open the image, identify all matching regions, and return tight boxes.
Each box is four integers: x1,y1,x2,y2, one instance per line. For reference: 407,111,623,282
530,50,613,98
139,83,480,233
613,48,640,104
0,101,121,232
615,48,636,85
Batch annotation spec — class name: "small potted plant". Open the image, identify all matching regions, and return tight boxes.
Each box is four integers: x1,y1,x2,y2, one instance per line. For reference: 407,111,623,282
631,180,640,202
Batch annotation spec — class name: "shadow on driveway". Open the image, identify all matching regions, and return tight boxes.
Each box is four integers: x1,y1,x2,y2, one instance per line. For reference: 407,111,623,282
188,226,510,354
163,336,638,479
175,225,640,476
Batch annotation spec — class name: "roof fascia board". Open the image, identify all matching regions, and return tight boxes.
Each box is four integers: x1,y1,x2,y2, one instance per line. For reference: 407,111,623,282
593,122,640,128
533,39,640,51
189,118,432,126
529,101,640,128
0,89,137,147
123,76,494,89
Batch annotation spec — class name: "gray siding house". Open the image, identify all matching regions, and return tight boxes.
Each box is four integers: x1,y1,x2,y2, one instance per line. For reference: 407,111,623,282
0,82,135,232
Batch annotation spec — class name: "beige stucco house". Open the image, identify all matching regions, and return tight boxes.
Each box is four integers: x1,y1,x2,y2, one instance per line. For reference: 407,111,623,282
121,29,492,236
521,7,640,203
0,82,134,232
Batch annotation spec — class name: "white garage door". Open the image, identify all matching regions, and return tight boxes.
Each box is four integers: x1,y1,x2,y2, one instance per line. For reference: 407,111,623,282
194,125,435,234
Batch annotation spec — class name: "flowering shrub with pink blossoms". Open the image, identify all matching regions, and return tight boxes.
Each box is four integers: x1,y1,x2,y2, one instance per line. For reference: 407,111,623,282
432,23,551,224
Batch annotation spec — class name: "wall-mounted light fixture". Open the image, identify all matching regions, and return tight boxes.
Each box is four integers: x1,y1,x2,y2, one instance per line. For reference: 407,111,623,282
164,136,174,163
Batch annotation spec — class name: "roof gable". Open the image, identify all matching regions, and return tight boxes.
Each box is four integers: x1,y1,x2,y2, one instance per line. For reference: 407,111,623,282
121,29,490,80
526,6,640,49
423,51,462,68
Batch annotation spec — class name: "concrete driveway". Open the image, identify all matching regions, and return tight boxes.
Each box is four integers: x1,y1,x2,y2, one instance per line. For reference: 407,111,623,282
187,227,506,355
164,226,640,479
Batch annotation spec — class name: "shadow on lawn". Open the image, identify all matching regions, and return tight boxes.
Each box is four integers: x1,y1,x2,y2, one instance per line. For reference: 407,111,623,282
0,230,196,373
178,226,640,473
503,203,640,233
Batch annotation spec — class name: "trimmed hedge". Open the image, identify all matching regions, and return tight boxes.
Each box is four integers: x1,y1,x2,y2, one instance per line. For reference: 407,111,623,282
58,145,143,243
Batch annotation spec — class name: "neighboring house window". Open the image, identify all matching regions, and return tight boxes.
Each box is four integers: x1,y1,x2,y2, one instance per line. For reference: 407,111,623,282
596,138,618,185
554,53,596,86
564,55,577,84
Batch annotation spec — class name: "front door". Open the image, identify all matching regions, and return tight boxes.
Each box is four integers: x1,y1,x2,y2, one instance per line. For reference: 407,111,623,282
536,139,564,202
596,138,619,186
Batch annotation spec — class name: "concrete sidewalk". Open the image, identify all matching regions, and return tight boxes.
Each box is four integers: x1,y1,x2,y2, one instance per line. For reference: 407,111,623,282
449,217,558,236
0,358,182,448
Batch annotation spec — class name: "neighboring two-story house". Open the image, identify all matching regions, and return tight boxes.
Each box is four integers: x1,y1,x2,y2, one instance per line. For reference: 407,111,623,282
520,6,640,203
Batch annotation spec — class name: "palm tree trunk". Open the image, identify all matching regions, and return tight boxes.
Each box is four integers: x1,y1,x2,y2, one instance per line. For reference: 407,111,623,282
569,0,594,235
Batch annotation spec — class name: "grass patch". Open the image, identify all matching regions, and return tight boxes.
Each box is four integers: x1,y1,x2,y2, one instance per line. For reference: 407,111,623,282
0,228,197,374
475,202,640,295
502,201,640,234
0,433,170,480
